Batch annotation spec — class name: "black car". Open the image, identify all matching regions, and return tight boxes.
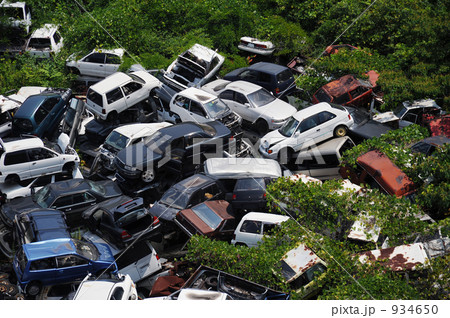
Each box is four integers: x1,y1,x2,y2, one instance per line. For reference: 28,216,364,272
223,62,296,99
81,196,162,248
149,174,226,224
344,106,393,144
0,179,122,228
231,177,273,213
0,209,71,258
410,136,450,156
114,121,232,193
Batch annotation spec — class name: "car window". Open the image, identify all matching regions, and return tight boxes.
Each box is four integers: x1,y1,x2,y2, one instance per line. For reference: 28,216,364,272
28,38,51,49
315,88,332,103
106,87,124,104
28,148,56,161
115,240,151,269
28,175,52,187
235,92,248,105
56,255,88,268
263,223,277,234
105,53,121,64
53,32,61,45
53,195,73,207
110,287,124,300
72,192,96,205
87,89,103,107
403,112,418,123
84,53,105,64
191,203,222,230
101,212,115,226
188,190,204,207
339,139,355,157
316,111,336,125
277,69,293,84
174,95,190,110
4,150,29,165
240,220,262,234
259,72,271,83
221,219,235,232
0,110,12,124
235,178,265,191
30,257,56,271
122,82,142,96
190,102,207,117
239,70,258,81
203,183,220,199
219,90,233,101
349,86,369,99
299,116,318,133
334,93,350,104
247,89,275,107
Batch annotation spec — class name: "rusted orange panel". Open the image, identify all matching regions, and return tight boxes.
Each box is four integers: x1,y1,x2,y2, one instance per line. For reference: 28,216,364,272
322,75,360,98
356,150,416,197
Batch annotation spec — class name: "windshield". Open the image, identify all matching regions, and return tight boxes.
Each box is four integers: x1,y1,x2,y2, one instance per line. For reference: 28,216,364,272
74,240,99,261
115,208,149,225
279,116,299,137
160,187,189,210
247,89,276,107
105,131,130,152
191,203,222,230
33,186,56,208
129,73,145,84
203,98,229,118
144,131,172,155
393,105,407,118
86,180,106,196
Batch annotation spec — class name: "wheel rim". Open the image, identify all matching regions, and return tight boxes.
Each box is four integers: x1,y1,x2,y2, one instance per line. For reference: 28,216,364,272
26,283,41,296
142,170,154,182
336,126,347,137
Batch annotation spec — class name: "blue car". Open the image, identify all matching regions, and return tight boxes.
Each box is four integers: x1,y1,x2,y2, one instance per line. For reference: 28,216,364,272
13,238,117,296
12,88,72,139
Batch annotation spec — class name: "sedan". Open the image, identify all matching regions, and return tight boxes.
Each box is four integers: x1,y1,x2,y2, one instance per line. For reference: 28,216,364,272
202,80,297,134
259,102,354,163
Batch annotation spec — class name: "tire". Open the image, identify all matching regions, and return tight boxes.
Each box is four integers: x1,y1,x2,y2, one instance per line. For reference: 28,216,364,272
106,111,118,122
235,243,247,247
334,125,348,137
278,148,293,165
5,174,19,184
68,67,80,75
255,119,269,136
141,169,155,183
25,281,41,297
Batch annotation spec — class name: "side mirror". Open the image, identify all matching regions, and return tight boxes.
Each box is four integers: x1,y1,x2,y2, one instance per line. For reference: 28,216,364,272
294,131,300,137
244,103,250,108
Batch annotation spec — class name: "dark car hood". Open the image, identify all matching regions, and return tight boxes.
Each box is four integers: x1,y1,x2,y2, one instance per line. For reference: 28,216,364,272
1,197,40,225
149,201,179,222
116,143,163,169
97,180,123,198
350,120,392,139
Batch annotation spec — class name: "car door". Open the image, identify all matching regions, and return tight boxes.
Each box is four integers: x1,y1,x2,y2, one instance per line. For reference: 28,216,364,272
293,115,320,152
237,219,263,247
0,110,13,137
2,150,31,181
121,81,145,111
79,52,106,77
170,94,191,122
27,147,60,178
104,87,126,117
189,100,208,123
314,111,337,141
220,90,253,122
98,210,120,245
28,257,58,285
55,255,89,283
104,53,121,77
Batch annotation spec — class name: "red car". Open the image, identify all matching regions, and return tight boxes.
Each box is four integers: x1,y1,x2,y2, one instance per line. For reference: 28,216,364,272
324,44,358,56
312,71,379,108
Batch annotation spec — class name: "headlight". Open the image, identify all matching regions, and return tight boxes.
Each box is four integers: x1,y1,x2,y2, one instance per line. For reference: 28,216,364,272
271,118,285,124
262,140,269,149
124,165,137,172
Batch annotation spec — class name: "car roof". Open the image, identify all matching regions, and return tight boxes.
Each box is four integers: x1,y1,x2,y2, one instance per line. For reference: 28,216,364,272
292,102,336,120
75,280,120,299
402,99,440,110
240,212,289,223
0,136,44,152
47,179,92,196
415,135,450,147
30,24,58,38
280,243,325,283
91,48,124,57
249,62,290,74
22,238,77,260
89,72,132,94
158,122,208,139
226,80,262,94
204,157,282,179
179,87,217,103
175,174,216,192
320,74,370,97
183,44,223,63
110,122,172,140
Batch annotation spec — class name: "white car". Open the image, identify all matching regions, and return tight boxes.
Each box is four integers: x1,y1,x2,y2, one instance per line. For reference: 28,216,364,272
168,87,241,129
0,134,79,184
231,212,289,247
86,71,161,121
164,43,225,91
0,1,31,34
73,273,138,300
25,24,63,58
259,102,354,162
202,79,297,134
66,48,124,78
98,122,172,171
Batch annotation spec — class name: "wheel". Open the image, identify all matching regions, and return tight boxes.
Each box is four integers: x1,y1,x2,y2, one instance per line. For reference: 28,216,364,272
334,125,348,137
235,243,247,247
5,174,19,184
25,281,41,296
106,111,118,122
278,148,294,165
141,169,155,182
255,119,269,136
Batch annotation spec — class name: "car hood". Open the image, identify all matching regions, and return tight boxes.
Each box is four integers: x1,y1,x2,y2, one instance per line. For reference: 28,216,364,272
258,101,297,121
98,180,123,198
149,201,179,222
1,197,39,225
94,242,115,262
116,143,163,169
261,129,285,148
350,120,392,139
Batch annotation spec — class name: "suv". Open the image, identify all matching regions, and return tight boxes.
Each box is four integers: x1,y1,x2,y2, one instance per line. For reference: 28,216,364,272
11,88,72,138
0,178,122,228
163,43,225,91
25,24,63,58
312,71,379,108
114,121,232,188
0,135,79,184
259,102,354,162
167,87,242,131
86,71,161,121
223,62,296,99
202,79,297,135
13,238,117,296
231,212,289,247
66,48,124,78
97,122,172,172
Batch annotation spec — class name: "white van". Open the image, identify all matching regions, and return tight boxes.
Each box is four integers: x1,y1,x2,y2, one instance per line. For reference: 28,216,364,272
25,24,63,58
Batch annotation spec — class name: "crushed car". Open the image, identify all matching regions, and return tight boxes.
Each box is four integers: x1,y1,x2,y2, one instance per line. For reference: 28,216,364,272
25,24,63,58
238,37,275,56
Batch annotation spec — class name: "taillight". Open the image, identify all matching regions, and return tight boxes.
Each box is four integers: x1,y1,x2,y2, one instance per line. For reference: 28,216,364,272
232,234,236,240
155,253,160,260
121,230,131,240
232,194,236,200
348,114,352,120
263,193,267,198
255,44,267,49
152,216,160,226
275,87,280,94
